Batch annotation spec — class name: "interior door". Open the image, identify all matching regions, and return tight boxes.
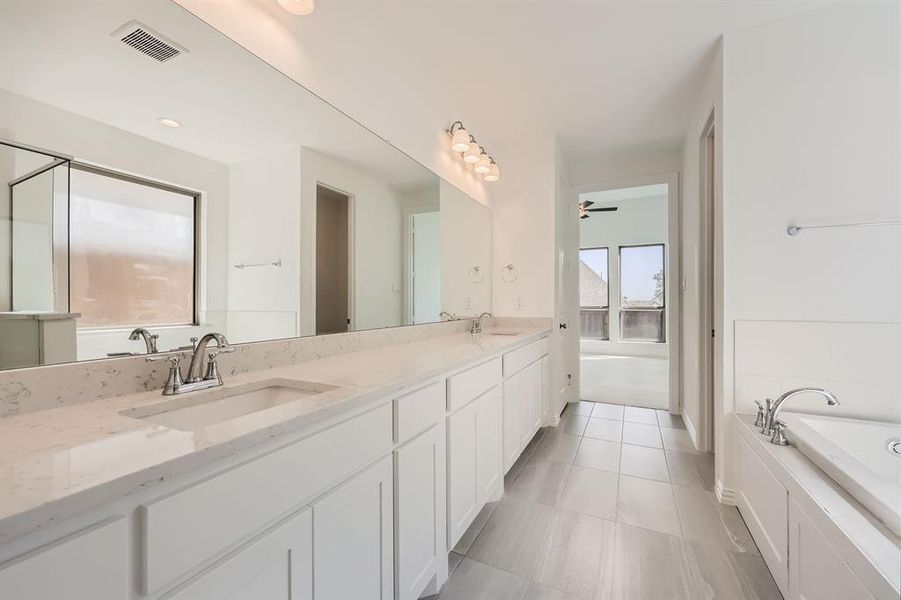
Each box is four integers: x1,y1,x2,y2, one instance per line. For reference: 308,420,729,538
315,184,349,334
411,211,441,324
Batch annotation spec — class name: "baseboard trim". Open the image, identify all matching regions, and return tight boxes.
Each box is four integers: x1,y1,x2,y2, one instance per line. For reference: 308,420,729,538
683,413,700,450
715,480,737,506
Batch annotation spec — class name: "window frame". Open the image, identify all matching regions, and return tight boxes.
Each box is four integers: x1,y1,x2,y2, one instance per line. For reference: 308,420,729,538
578,245,610,341
618,242,666,343
69,162,201,329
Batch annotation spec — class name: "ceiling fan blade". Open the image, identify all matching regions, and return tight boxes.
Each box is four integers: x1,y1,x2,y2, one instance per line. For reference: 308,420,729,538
587,207,618,212
580,214,589,219
581,200,594,208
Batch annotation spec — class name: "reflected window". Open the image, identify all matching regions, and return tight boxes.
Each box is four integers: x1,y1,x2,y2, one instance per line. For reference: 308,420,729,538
620,244,665,342
69,166,197,328
579,247,609,340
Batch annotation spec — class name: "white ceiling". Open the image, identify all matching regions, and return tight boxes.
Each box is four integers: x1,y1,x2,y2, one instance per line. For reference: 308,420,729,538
218,0,821,164
0,0,436,191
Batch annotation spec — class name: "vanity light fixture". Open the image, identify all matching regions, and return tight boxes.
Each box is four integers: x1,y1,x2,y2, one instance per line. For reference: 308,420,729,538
158,117,180,128
445,120,500,182
277,0,315,15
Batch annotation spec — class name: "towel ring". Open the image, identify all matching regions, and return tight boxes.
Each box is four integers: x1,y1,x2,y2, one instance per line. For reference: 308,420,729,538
469,266,485,284
501,263,518,283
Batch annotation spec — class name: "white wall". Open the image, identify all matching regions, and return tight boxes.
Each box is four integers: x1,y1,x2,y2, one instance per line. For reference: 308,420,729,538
0,90,231,359
299,147,405,335
579,193,668,358
227,148,302,343
439,180,491,317
568,148,682,187
714,2,900,493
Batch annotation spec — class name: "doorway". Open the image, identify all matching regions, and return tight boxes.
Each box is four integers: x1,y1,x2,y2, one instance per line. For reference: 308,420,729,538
315,184,351,335
409,210,441,324
573,173,681,415
699,113,717,452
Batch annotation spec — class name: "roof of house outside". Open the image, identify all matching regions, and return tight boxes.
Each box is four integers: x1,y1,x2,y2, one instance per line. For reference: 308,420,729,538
579,259,608,307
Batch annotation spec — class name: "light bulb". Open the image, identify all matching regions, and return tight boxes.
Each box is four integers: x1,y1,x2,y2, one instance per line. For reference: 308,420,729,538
277,0,315,16
475,152,491,174
158,117,180,128
463,141,481,163
450,127,470,152
484,162,500,182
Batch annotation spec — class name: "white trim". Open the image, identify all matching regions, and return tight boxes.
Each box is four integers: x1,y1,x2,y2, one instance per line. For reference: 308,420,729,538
570,171,681,415
698,111,717,454
715,480,737,506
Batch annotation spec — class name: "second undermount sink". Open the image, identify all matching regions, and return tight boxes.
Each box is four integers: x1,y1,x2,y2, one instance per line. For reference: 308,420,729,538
122,378,339,431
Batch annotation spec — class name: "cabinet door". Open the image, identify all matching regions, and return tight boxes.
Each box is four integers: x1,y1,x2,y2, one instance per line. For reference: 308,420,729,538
737,435,788,594
395,425,447,600
788,499,873,600
0,519,127,600
475,386,502,505
502,371,523,472
447,400,479,548
313,455,393,600
167,509,312,600
524,361,542,442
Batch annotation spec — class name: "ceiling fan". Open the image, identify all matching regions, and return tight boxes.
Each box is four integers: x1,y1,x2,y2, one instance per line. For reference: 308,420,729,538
578,200,618,219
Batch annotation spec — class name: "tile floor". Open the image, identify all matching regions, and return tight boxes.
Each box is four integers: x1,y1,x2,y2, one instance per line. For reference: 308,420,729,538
579,355,668,409
430,401,782,600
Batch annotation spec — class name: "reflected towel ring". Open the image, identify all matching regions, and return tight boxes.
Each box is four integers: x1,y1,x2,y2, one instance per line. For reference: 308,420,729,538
501,263,518,283
469,266,485,284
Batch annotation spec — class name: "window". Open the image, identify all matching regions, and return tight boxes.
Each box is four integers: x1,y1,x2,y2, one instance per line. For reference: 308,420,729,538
69,165,197,328
579,247,609,340
620,244,665,342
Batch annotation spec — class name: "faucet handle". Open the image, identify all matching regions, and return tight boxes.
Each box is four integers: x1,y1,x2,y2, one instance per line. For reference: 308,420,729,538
146,355,184,395
770,420,789,446
753,400,766,427
145,354,180,366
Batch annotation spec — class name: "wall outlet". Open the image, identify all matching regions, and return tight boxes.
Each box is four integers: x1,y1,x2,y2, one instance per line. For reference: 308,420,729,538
516,296,524,310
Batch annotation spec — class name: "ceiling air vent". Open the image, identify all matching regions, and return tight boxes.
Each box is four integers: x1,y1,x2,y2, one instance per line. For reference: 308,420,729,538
112,21,188,63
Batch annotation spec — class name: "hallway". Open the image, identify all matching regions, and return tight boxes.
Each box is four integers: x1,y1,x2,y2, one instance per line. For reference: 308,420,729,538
579,355,668,409
433,402,781,600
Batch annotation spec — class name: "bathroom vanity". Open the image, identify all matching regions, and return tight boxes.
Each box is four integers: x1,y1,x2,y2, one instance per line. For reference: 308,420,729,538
0,322,552,600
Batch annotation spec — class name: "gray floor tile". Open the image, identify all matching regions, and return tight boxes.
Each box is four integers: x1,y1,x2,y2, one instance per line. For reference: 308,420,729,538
569,401,595,416
533,509,616,598
522,582,584,600
530,432,581,465
452,500,499,554
561,414,590,436
583,417,623,442
437,558,530,600
621,422,663,448
507,460,572,506
574,437,621,472
506,432,544,487
448,551,464,577
558,465,618,520
672,484,760,556
591,402,624,420
468,496,555,577
661,427,700,453
619,444,670,482
686,538,782,599
665,450,715,490
656,410,687,429
616,475,682,537
624,405,658,425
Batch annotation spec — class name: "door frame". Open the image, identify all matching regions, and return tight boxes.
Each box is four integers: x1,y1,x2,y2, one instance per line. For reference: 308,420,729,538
314,182,355,332
402,205,439,325
698,111,717,452
570,171,681,414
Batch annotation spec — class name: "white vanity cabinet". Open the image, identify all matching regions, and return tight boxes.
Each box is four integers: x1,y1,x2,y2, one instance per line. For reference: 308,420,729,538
312,456,394,600
0,518,128,600
166,509,313,600
737,434,789,593
502,340,548,473
446,383,503,548
787,499,873,600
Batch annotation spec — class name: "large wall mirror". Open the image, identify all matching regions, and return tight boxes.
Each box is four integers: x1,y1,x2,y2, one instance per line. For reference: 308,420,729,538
0,0,491,370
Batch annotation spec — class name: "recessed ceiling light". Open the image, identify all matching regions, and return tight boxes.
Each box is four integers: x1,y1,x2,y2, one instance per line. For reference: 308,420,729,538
277,0,315,16
158,117,180,128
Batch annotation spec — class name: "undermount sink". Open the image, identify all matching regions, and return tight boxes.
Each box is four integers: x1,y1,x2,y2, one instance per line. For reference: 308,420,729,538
485,331,521,336
122,378,339,431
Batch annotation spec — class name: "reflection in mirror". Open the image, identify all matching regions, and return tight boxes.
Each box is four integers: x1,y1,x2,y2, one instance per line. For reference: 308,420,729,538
0,0,491,370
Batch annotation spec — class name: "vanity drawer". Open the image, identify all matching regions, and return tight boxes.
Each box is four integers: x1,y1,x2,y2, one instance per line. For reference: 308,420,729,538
503,338,549,377
141,403,392,595
447,358,502,412
394,381,445,444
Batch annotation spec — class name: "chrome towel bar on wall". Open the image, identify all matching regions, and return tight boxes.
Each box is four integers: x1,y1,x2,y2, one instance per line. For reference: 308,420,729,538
786,219,901,236
234,259,282,269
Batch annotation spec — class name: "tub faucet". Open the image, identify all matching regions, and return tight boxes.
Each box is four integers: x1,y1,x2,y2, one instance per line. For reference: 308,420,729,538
761,387,840,438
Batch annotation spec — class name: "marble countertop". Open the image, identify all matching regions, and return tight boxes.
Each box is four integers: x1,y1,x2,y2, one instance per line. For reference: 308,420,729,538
0,325,550,544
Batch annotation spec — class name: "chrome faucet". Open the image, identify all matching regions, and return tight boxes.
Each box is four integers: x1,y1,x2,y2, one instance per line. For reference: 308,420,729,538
470,312,494,334
439,311,457,321
761,387,840,439
129,327,159,354
146,332,235,395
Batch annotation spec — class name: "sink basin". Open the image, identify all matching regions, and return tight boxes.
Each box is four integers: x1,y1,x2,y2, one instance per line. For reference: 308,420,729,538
485,331,521,336
122,378,339,431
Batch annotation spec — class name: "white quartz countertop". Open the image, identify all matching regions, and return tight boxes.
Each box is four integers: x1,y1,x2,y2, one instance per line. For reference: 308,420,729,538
0,325,550,543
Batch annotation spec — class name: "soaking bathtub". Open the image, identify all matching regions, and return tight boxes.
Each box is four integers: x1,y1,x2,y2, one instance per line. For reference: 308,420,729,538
781,412,901,537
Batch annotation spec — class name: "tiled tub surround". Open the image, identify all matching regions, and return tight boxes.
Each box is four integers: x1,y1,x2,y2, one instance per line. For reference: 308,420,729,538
0,318,550,544
735,414,900,600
